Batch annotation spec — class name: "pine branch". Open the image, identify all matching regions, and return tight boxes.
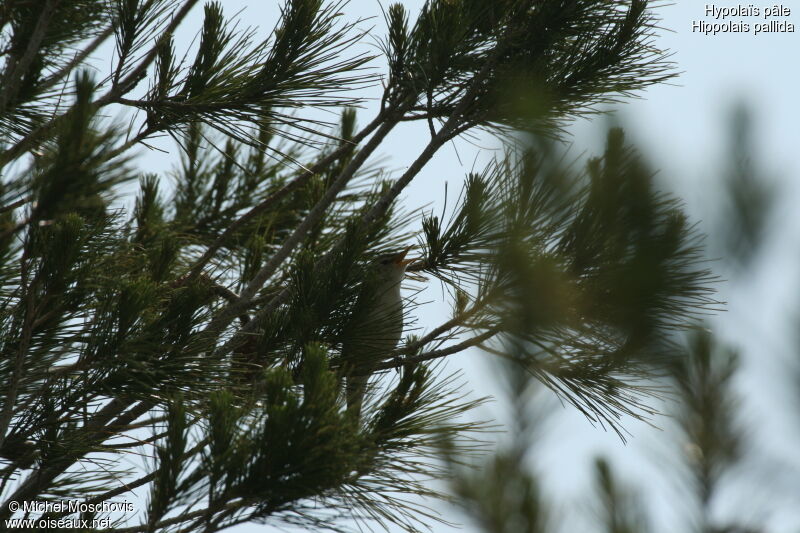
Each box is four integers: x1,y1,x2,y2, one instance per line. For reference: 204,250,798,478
356,50,503,231
0,0,200,167
238,118,398,302
220,59,503,358
202,113,402,346
43,439,209,522
99,0,201,104
184,111,386,281
0,0,59,114
0,399,151,519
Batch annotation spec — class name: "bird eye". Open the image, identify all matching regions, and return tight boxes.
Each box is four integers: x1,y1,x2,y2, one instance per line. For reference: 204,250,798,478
380,259,390,265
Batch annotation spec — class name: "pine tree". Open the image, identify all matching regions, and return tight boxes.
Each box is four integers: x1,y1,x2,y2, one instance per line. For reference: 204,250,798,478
0,1,716,531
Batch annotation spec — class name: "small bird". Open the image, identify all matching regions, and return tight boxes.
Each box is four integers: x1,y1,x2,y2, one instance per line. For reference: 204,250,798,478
342,246,413,417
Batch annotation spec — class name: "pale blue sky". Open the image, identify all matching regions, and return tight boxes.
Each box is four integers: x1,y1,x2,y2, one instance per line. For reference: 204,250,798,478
119,2,800,532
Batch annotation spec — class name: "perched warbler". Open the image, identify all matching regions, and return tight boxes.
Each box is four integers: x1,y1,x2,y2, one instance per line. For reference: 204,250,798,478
343,246,414,417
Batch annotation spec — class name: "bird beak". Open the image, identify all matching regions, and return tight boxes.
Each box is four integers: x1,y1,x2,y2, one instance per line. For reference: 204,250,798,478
394,246,414,267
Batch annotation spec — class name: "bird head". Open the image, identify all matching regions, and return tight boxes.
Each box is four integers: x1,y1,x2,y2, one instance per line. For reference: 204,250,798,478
372,246,414,286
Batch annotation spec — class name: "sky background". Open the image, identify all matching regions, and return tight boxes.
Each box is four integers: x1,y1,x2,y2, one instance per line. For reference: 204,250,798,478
112,2,800,532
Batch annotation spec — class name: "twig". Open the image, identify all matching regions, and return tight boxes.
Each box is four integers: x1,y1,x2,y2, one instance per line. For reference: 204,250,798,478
37,25,115,95
398,299,489,356
374,328,501,371
0,196,30,214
